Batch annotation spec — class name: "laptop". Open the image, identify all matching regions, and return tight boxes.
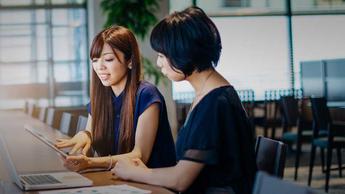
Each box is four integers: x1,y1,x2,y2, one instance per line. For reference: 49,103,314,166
0,136,93,191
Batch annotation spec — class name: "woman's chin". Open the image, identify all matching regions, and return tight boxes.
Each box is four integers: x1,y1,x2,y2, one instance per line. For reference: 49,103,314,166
101,80,112,87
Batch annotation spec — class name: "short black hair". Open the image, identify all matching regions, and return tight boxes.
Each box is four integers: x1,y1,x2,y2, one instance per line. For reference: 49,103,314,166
150,6,222,76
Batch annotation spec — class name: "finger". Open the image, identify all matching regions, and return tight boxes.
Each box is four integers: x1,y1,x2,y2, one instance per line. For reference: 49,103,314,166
64,162,78,172
69,143,83,155
55,140,67,146
55,139,69,144
82,143,91,156
63,161,74,171
55,142,68,148
55,143,73,149
132,158,144,166
132,159,140,166
55,141,74,148
56,138,68,142
112,163,119,173
66,155,83,162
111,168,119,178
132,158,141,163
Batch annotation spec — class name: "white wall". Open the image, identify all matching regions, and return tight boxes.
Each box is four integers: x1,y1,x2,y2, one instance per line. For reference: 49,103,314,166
87,0,178,139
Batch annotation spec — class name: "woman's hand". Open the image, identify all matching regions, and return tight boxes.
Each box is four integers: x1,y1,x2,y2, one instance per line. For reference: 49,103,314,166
64,155,92,172
112,158,148,180
55,131,91,155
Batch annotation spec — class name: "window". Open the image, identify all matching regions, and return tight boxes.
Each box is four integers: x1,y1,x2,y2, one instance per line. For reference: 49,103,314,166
223,0,249,7
170,0,345,101
0,0,88,109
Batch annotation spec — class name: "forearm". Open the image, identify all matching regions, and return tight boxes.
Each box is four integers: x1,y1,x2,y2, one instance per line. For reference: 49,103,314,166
110,148,143,167
87,156,111,168
88,149,142,168
129,166,183,191
124,161,203,192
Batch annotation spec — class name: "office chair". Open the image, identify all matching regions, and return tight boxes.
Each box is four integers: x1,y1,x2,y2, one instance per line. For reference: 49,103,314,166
255,136,287,178
308,97,345,192
76,115,88,133
38,107,47,122
253,171,321,194
280,96,313,180
45,108,56,127
59,112,74,136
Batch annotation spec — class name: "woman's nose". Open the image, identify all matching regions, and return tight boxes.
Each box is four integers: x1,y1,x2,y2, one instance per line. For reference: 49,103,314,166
156,59,162,68
95,61,106,70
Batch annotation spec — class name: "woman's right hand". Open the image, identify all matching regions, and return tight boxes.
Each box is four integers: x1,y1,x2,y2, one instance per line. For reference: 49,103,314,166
55,131,91,155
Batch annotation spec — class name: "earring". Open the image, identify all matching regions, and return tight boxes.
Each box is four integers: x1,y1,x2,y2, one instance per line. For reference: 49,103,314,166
128,62,132,69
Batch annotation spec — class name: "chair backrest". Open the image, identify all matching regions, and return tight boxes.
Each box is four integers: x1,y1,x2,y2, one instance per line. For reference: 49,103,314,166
59,112,72,135
255,136,287,178
253,171,320,194
263,91,280,120
263,89,304,121
280,96,299,128
310,97,331,133
76,115,88,133
38,107,47,122
45,108,56,126
26,102,36,117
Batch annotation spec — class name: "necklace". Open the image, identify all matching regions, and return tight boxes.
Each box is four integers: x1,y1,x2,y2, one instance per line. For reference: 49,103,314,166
189,70,214,113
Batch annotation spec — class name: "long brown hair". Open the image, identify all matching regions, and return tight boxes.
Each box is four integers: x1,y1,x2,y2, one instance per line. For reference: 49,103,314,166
89,26,142,156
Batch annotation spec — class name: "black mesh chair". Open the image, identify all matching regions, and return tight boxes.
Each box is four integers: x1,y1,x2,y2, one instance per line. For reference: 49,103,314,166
308,97,345,192
280,96,313,180
255,136,287,178
253,171,321,194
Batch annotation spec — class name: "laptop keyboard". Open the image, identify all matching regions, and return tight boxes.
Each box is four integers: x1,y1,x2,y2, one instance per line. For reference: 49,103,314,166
21,174,61,185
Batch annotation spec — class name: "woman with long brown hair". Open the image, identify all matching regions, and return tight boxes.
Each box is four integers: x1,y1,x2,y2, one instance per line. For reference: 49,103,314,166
55,26,176,171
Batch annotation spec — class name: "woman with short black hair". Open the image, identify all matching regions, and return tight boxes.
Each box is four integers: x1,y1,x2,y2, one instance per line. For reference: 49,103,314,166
113,7,257,194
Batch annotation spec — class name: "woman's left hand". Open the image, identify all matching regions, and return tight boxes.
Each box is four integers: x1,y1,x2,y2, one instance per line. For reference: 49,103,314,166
64,155,91,172
112,158,148,180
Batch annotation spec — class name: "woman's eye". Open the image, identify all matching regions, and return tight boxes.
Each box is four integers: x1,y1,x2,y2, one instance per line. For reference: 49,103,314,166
105,58,114,62
91,59,98,63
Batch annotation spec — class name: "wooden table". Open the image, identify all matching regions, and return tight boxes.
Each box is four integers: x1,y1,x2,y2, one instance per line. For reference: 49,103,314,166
0,110,173,194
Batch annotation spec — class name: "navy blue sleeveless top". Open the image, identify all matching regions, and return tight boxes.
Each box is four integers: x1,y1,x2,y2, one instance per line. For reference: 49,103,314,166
88,81,176,168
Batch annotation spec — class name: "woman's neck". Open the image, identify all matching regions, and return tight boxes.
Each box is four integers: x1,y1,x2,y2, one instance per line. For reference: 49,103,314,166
186,69,215,97
111,75,128,97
